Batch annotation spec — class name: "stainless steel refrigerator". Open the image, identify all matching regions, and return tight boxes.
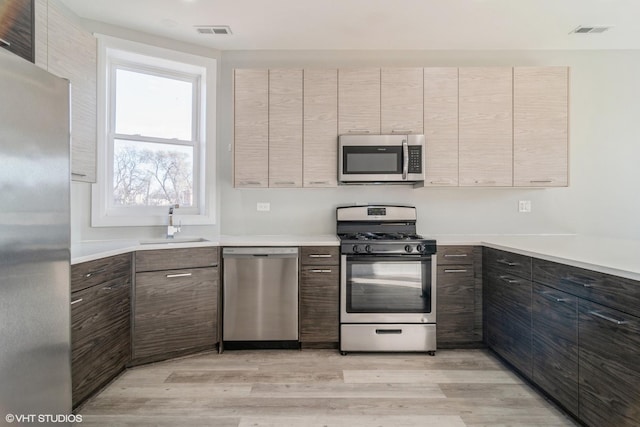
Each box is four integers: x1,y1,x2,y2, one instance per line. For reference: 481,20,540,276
0,50,72,421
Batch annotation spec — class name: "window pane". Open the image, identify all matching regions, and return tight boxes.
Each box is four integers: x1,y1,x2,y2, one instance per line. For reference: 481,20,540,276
115,69,193,140
113,139,194,207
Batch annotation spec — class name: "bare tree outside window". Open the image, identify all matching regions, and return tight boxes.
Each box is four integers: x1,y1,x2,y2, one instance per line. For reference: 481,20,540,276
113,140,193,207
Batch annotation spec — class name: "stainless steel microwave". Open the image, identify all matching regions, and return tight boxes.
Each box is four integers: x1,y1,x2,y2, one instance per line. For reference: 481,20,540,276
338,134,426,184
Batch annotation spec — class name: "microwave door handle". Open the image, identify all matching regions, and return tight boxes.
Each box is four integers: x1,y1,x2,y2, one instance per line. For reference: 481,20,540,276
402,139,409,180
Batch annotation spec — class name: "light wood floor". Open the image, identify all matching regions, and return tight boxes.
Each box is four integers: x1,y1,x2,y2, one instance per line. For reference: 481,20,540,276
77,349,579,427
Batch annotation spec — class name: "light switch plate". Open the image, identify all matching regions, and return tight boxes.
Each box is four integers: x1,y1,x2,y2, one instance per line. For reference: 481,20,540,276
257,202,270,212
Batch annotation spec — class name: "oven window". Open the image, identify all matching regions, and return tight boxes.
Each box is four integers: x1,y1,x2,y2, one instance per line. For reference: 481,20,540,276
343,146,402,174
346,257,431,313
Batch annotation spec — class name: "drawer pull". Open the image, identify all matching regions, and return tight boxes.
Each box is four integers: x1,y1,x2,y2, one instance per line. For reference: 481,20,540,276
444,269,468,273
70,298,83,305
589,311,627,325
562,274,596,288
375,328,402,335
309,254,332,258
0,38,11,48
274,181,296,185
308,181,330,185
497,259,519,267
310,269,332,273
530,180,553,184
429,180,454,185
537,291,567,303
348,129,371,134
85,268,107,278
71,172,87,177
444,254,468,258
391,129,412,134
166,273,193,278
239,181,262,186
499,275,520,285
102,283,125,291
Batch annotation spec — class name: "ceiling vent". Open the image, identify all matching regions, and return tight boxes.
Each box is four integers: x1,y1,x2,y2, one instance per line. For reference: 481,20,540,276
570,26,612,34
195,25,232,35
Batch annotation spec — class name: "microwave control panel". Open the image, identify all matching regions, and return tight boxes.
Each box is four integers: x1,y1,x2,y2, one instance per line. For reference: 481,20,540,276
408,146,422,173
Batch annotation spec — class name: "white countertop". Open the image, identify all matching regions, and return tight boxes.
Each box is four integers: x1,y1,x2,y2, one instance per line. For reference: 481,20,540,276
71,233,639,281
71,234,339,264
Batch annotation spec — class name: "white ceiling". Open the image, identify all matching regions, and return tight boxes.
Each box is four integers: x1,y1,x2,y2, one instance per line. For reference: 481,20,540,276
60,0,640,50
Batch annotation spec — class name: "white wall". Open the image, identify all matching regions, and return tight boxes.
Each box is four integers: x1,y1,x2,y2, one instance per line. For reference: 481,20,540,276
73,48,640,241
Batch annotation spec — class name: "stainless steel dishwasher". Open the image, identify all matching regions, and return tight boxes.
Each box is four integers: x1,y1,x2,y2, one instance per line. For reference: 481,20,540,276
222,247,299,348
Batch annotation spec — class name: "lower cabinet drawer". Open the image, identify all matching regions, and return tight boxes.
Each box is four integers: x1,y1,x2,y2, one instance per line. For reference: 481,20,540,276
340,324,436,353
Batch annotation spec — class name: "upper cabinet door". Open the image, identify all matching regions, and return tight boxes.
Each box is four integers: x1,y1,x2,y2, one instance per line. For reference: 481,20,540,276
459,67,513,187
423,67,459,186
0,0,34,62
234,69,269,188
514,67,569,187
304,69,338,187
269,69,303,188
47,1,97,182
338,68,380,135
381,68,423,135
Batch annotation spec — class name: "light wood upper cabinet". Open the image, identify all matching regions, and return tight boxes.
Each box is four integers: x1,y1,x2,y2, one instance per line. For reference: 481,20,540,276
234,69,269,188
303,69,338,187
459,67,513,187
338,68,380,135
269,69,303,188
514,67,569,187
46,0,97,182
423,67,459,186
381,68,424,135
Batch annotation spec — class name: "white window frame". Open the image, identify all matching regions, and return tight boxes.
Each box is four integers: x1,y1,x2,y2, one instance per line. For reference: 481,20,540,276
92,35,217,227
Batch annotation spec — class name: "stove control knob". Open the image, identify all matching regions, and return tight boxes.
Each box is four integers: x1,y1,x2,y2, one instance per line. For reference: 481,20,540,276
405,244,413,253
417,244,423,253
352,245,359,253
365,245,372,253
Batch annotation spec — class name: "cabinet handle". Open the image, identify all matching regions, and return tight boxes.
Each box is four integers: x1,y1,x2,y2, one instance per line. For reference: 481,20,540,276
589,311,627,325
102,283,125,291
444,269,468,273
166,273,193,278
239,181,262,186
499,275,520,285
85,268,107,278
71,172,87,177
309,254,332,258
347,129,371,134
391,129,412,134
497,259,519,267
430,180,454,185
308,181,330,185
274,181,296,185
0,38,11,48
444,254,468,258
310,269,332,273
70,298,83,305
536,290,567,303
562,274,596,288
530,180,553,184
376,328,402,334
474,180,496,185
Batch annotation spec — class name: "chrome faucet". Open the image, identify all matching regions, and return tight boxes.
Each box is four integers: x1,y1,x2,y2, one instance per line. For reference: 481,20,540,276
167,204,181,238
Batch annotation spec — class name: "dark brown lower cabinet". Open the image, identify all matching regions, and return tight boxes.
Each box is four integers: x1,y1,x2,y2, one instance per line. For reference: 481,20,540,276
532,283,578,416
437,264,476,344
71,274,130,408
578,300,640,427
484,268,532,378
299,265,339,343
133,266,218,363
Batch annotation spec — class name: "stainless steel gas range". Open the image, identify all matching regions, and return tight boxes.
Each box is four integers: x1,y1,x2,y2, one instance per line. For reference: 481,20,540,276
337,205,437,355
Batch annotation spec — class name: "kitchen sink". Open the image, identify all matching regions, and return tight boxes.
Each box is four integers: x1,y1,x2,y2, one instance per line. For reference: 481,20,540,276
139,237,210,245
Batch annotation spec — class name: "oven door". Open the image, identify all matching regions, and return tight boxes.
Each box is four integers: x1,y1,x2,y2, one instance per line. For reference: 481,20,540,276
340,254,437,324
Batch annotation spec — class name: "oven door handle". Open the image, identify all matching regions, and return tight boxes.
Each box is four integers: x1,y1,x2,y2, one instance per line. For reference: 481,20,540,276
346,254,432,262
402,139,409,180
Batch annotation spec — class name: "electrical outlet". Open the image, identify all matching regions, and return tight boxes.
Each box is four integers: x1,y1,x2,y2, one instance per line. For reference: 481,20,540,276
256,202,270,212
518,200,532,213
